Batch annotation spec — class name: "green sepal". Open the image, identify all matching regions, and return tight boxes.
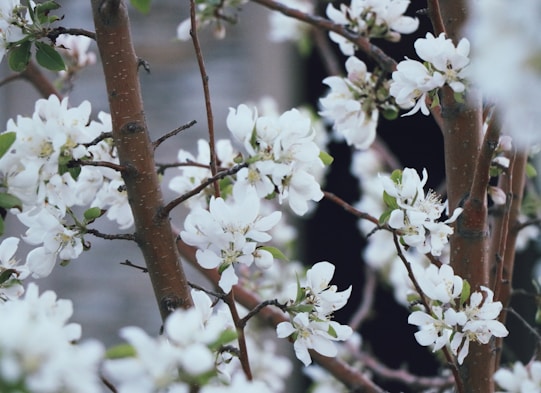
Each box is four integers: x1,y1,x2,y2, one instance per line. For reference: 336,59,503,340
130,0,152,13
289,304,315,314
0,192,23,212
0,216,4,236
383,190,398,210
208,328,237,351
381,107,399,120
327,323,338,338
453,91,465,104
378,208,392,225
106,343,137,359
0,269,18,285
258,245,288,261
390,168,402,183
319,151,334,166
460,279,471,306
526,162,538,179
58,153,81,180
8,41,32,72
35,41,66,71
0,132,16,159
294,274,304,305
218,263,229,275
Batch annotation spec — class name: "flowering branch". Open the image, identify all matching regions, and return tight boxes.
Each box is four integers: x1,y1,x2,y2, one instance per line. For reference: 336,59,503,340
46,26,97,42
85,229,136,241
250,0,397,72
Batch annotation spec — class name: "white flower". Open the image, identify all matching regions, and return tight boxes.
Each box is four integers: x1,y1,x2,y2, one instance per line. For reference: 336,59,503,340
412,263,463,304
268,0,313,43
494,361,541,393
0,283,104,393
319,56,381,149
180,190,281,293
408,306,464,351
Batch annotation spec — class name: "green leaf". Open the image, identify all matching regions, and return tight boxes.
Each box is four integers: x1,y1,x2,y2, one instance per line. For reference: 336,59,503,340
382,191,398,210
378,209,392,225
0,132,16,159
8,41,32,72
130,0,152,13
34,0,61,24
453,91,465,104
0,216,4,236
319,151,334,166
294,274,304,305
460,279,471,306
209,329,237,351
0,192,22,211
35,41,65,71
381,107,399,120
106,344,137,359
526,162,538,179
84,207,103,222
58,153,81,180
258,246,288,261
0,268,17,285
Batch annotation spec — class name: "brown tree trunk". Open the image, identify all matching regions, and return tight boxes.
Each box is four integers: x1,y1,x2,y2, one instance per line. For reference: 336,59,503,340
91,0,193,320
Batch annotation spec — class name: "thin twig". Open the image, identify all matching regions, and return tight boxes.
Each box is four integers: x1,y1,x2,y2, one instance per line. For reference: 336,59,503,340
189,0,220,197
250,0,397,72
120,260,148,273
160,163,248,218
101,374,118,393
224,290,253,380
47,27,97,42
153,120,197,150
84,132,113,147
348,265,377,331
188,281,225,300
323,191,380,226
69,160,126,173
239,299,286,328
506,307,541,343
86,229,136,241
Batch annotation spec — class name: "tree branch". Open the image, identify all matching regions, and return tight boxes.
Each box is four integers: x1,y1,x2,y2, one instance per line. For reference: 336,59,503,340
91,0,193,320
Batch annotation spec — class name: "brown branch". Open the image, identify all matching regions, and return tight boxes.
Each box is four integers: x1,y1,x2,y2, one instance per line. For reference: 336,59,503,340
250,0,397,72
427,0,446,36
47,27,97,42
323,191,380,226
153,120,197,150
84,132,113,147
224,291,253,380
189,0,219,197
86,229,136,241
91,0,193,319
70,159,126,172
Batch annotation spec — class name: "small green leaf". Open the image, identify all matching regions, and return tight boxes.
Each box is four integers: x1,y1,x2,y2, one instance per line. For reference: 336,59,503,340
58,153,81,180
453,91,465,104
319,151,334,166
8,41,32,72
390,169,402,183
209,329,237,351
35,0,61,24
382,191,398,210
295,274,304,305
460,279,471,306
106,344,137,359
84,207,103,222
0,216,4,236
0,192,22,211
0,132,16,159
526,162,538,179
378,209,392,225
0,268,18,285
35,41,66,71
258,246,288,261
381,108,399,120
130,0,152,13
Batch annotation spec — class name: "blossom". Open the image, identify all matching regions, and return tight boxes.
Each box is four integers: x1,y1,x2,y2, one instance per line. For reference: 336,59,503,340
320,56,385,149
408,306,465,351
0,283,104,393
380,167,462,256
181,190,281,292
326,0,418,55
277,261,352,366
268,0,314,43
226,104,325,215
494,361,541,393
390,33,470,116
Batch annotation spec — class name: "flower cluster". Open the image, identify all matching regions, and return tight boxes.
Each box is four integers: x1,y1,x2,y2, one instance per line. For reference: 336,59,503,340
104,289,281,393
320,56,398,150
380,167,462,257
0,283,104,393
180,189,282,293
408,264,508,364
0,237,27,301
326,0,418,55
0,95,132,278
390,32,470,116
494,361,541,393
276,261,353,366
227,104,325,215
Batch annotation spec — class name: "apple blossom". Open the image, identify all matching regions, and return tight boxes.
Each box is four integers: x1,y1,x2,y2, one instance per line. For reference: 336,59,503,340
326,0,418,55
494,361,541,393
